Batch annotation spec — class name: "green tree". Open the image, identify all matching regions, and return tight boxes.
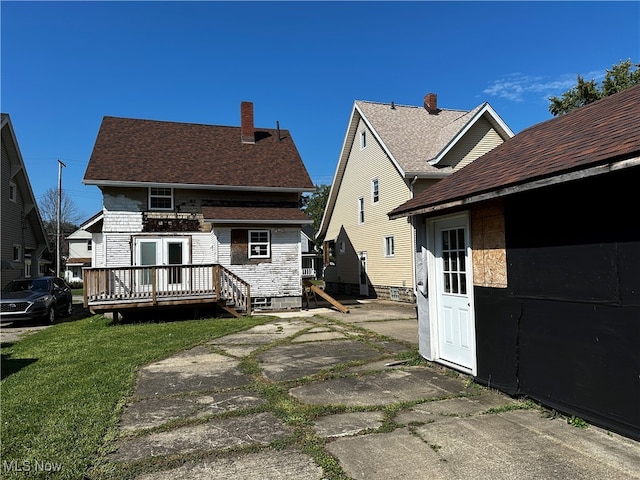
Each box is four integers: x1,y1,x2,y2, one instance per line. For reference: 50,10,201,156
302,184,330,241
548,59,640,116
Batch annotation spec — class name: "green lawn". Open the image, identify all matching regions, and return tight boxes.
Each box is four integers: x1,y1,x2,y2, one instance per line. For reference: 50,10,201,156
1,314,270,479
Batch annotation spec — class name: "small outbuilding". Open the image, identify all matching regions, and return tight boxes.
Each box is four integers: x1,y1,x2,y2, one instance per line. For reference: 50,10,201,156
389,85,640,440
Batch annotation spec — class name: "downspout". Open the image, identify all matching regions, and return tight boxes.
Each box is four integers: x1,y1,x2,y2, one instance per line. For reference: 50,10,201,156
409,176,418,299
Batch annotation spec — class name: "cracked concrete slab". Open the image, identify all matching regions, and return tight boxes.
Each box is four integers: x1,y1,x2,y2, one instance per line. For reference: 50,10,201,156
119,389,266,430
291,330,348,343
356,319,418,344
326,429,448,480
256,340,383,381
135,449,324,480
111,412,292,462
103,300,640,479
134,346,248,397
290,367,469,406
395,389,520,425
410,410,640,480
313,411,385,438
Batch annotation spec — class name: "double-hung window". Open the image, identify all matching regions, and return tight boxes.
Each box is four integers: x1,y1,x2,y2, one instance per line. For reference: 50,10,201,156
149,187,173,210
372,178,379,203
384,236,395,257
13,244,22,262
249,230,270,258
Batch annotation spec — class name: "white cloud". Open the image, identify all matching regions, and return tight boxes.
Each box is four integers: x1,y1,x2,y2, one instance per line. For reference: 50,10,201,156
483,70,606,102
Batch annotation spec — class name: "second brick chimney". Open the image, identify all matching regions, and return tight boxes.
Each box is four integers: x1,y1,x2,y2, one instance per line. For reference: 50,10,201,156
424,93,439,115
241,101,255,144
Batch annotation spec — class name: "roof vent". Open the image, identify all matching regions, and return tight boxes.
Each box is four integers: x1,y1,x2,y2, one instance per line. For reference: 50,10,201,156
424,93,440,115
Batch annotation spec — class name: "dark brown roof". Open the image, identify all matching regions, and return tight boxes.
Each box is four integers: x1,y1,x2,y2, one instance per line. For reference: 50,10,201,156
390,85,640,218
202,206,312,224
83,116,314,190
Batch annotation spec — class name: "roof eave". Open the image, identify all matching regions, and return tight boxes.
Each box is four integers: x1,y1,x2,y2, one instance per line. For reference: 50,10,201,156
390,155,640,220
83,179,315,193
205,219,313,225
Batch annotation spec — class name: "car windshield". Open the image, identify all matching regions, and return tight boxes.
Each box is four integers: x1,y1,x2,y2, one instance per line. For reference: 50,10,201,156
3,279,50,293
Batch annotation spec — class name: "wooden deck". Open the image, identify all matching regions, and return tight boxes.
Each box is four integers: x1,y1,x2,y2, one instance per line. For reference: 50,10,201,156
83,264,250,317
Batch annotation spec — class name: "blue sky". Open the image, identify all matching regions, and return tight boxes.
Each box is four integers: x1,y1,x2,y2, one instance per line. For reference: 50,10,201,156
2,1,639,222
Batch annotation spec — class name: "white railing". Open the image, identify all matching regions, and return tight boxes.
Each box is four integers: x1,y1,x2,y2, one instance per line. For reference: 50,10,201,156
301,267,316,278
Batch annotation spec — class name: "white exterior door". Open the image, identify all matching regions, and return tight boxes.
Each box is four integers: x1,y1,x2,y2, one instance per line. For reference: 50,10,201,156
433,216,475,372
134,238,189,292
358,251,368,295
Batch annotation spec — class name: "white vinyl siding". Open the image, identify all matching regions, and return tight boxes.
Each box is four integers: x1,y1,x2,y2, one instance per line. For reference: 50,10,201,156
324,118,414,289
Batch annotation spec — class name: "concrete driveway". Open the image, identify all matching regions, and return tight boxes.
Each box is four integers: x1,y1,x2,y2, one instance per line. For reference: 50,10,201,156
100,299,640,479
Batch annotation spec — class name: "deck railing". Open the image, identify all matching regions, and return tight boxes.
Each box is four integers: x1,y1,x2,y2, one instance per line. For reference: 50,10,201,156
83,263,250,314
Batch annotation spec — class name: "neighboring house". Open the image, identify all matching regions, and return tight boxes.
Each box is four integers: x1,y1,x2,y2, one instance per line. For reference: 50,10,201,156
301,225,322,279
64,211,103,283
82,102,314,315
317,93,513,302
389,85,640,441
1,114,49,288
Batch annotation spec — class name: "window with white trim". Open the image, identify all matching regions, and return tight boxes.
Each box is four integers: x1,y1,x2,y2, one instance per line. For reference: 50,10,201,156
358,197,365,224
384,236,395,257
360,130,367,149
248,230,270,258
149,187,173,210
13,244,22,262
8,182,17,202
372,178,379,203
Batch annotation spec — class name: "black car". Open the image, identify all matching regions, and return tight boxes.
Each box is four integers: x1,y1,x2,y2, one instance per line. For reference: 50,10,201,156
0,276,73,323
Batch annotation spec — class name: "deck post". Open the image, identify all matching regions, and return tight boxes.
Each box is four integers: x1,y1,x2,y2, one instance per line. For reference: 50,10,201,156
83,269,88,307
213,265,220,300
152,267,157,304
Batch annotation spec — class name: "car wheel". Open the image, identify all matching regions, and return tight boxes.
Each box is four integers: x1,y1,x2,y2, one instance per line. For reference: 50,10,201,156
64,300,73,317
47,306,56,324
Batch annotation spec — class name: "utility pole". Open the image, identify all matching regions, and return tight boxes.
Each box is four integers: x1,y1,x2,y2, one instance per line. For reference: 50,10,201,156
56,159,66,277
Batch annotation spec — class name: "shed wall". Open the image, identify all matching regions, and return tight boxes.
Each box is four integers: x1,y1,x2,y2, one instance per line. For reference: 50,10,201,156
474,167,640,441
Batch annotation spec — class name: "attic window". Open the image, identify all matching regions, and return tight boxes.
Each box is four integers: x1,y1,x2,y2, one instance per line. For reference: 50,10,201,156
360,130,367,149
149,187,173,210
8,182,17,202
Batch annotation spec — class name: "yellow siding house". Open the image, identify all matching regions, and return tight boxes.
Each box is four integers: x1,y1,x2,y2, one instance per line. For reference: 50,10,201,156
317,93,513,302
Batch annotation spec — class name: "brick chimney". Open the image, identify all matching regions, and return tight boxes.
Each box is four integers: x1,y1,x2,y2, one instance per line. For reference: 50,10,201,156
241,101,255,144
424,93,439,115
